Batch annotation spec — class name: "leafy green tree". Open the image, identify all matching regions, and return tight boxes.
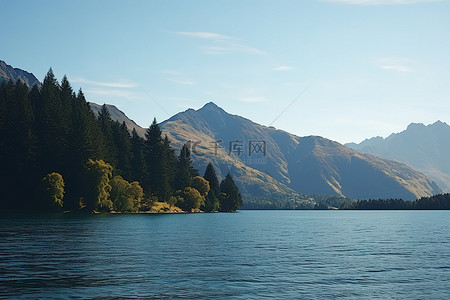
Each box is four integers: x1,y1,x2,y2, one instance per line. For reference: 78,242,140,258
83,159,113,211
177,187,204,212
40,172,65,210
128,181,144,210
110,175,129,211
219,173,243,212
191,176,210,197
167,194,183,207
110,175,144,212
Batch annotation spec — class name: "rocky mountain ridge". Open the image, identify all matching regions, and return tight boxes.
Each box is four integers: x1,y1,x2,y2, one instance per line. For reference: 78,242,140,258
0,60,41,88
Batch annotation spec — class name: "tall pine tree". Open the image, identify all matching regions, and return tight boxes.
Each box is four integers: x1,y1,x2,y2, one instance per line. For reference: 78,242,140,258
175,143,195,191
97,104,118,167
203,162,220,212
219,173,243,212
130,128,147,184
143,118,172,200
111,121,131,178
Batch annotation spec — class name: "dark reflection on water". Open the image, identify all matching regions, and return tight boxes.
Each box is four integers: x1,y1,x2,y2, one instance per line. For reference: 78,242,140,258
0,211,449,299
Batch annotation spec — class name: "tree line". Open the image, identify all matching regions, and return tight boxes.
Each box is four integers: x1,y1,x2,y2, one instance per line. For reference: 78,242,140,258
0,69,242,212
242,194,450,210
341,194,450,210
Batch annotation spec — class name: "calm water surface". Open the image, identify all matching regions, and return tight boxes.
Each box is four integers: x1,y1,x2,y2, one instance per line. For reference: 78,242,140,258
0,211,449,299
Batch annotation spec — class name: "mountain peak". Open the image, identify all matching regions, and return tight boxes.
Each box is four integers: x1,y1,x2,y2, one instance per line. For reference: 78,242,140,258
199,102,225,112
406,122,425,131
430,120,448,128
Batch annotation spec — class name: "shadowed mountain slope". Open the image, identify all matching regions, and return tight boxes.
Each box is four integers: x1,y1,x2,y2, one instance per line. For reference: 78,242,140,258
347,121,450,192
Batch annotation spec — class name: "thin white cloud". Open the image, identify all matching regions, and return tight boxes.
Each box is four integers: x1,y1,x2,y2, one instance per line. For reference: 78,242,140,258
72,77,138,88
167,78,195,85
202,45,266,55
323,0,442,5
380,65,413,72
86,88,143,100
375,57,414,72
174,31,266,55
176,31,233,41
274,66,295,71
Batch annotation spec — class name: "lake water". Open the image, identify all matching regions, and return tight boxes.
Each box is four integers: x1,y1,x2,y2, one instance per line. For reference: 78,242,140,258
0,211,449,299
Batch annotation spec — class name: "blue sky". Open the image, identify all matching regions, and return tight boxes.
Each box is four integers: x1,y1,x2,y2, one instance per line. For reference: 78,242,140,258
2,0,449,143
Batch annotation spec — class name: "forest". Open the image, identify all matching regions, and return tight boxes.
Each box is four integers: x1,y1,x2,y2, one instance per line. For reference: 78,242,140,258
0,70,242,213
342,194,450,210
242,193,450,210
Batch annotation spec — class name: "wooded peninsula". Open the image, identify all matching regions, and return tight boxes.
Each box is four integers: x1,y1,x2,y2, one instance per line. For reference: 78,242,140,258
2,70,450,212
0,70,242,213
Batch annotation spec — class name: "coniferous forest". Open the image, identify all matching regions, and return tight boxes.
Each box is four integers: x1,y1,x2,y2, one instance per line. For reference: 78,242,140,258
0,70,242,212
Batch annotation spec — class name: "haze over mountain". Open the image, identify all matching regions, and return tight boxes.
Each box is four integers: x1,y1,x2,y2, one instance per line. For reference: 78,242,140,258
0,60,41,88
347,121,450,192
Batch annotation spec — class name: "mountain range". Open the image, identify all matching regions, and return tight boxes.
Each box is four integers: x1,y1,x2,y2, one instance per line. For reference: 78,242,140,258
346,121,450,192
0,60,443,201
158,103,440,200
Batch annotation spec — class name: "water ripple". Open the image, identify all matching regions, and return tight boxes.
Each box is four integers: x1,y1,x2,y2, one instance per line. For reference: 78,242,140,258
0,211,449,299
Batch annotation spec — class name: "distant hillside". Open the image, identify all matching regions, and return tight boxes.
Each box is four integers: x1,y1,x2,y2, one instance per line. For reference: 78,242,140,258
89,103,146,137
0,60,41,88
346,121,450,192
160,102,441,200
289,135,440,200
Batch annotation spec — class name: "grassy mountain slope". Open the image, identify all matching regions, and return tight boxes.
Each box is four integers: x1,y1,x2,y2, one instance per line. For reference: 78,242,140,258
160,102,441,200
